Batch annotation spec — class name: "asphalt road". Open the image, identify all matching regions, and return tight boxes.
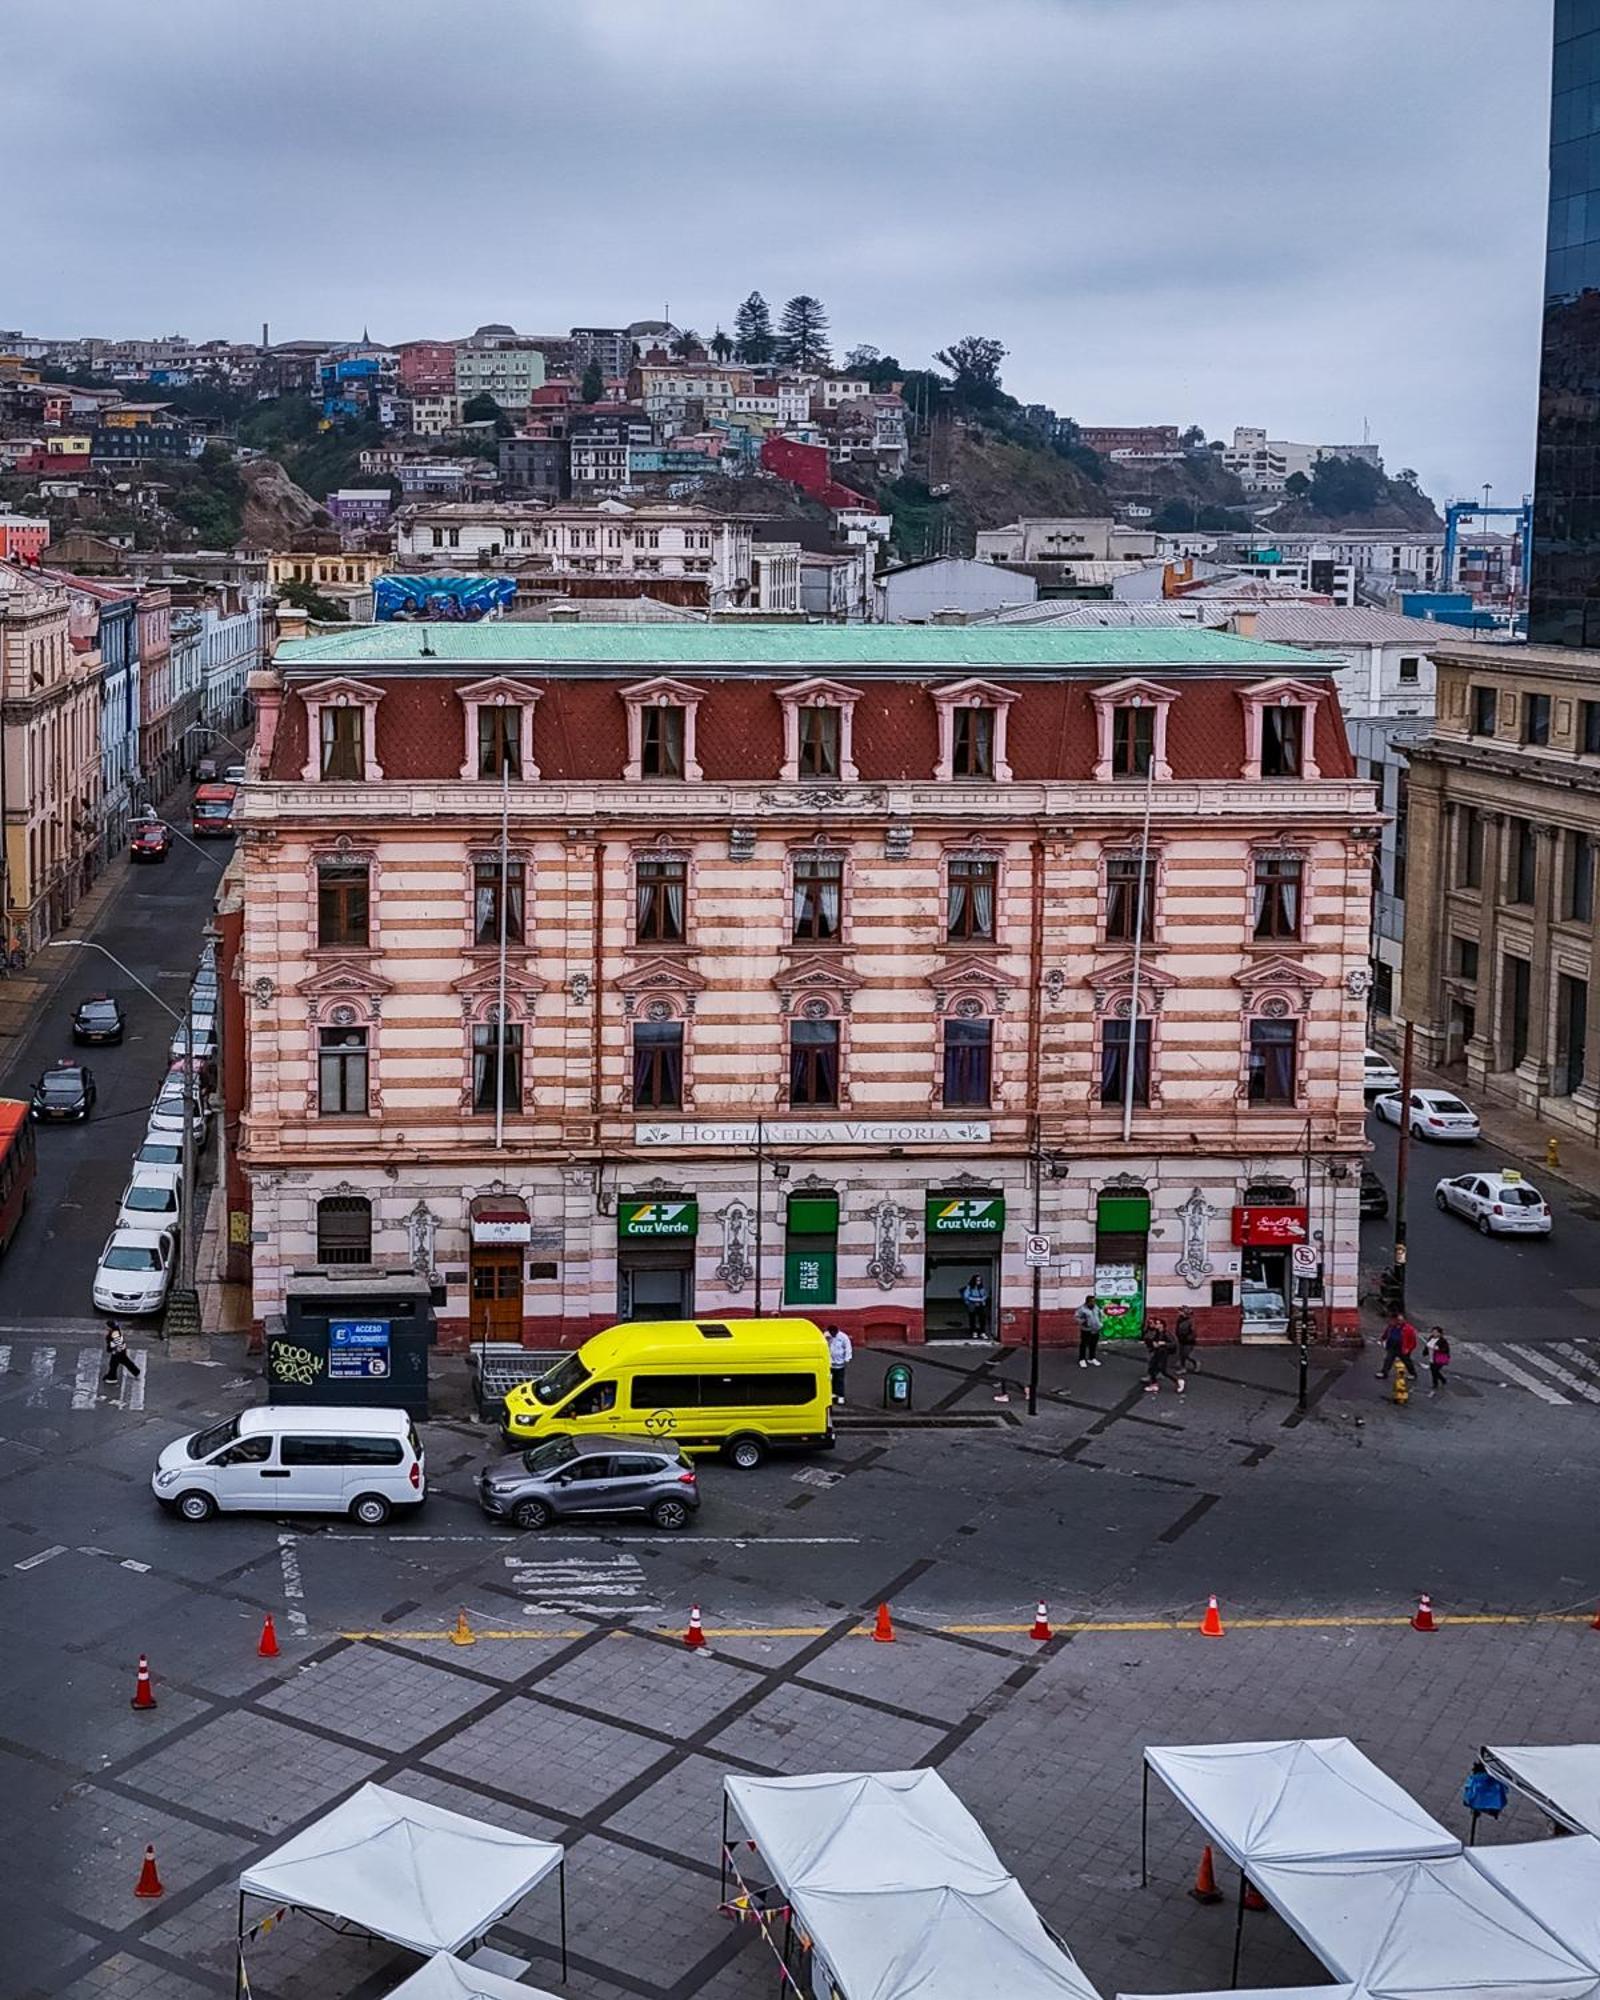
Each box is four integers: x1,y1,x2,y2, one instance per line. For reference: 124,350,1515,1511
0,830,227,1328
1361,1106,1600,1345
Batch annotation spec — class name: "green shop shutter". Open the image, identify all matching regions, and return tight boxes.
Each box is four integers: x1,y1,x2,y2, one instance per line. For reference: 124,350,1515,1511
787,1194,840,1235
1095,1193,1150,1235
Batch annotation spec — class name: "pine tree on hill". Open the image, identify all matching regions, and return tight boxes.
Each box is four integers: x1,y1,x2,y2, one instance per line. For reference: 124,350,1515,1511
778,294,831,371
733,292,776,364
579,361,605,405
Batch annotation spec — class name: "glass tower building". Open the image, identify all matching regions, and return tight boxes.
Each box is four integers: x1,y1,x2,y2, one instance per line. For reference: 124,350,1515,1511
1532,0,1600,644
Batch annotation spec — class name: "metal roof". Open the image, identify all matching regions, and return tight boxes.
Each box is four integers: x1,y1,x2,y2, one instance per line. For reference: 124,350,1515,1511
276,622,1321,676
1228,606,1464,647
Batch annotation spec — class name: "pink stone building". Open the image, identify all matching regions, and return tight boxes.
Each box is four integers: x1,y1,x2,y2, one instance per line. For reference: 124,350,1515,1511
232,626,1378,1352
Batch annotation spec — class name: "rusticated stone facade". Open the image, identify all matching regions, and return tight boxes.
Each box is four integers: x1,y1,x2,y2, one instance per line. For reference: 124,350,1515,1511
232,626,1377,1350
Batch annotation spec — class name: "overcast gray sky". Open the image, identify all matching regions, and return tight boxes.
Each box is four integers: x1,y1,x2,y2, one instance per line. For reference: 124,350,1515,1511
6,0,1550,506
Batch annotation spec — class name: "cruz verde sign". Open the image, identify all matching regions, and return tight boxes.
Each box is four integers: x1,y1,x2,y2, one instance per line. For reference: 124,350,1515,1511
925,1194,1006,1234
618,1197,699,1240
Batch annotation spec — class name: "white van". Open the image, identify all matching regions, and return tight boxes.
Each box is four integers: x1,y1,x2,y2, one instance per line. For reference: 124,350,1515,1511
152,1406,424,1524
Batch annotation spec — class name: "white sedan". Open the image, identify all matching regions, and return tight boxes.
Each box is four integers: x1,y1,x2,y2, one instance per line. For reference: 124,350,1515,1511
1373,1088,1481,1141
1435,1171,1553,1237
92,1226,176,1314
116,1170,182,1234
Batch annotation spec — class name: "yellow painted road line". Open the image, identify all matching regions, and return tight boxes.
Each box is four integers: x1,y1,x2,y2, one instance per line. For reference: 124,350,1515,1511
339,1610,1600,1643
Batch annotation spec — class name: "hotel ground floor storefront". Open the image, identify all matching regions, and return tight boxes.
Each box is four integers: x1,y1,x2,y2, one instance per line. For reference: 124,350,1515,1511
243,1120,1363,1352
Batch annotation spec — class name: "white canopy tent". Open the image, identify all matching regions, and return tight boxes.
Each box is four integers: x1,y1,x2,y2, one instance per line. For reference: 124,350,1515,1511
722,1769,1102,2000
384,1954,567,2000
1249,1850,1600,1998
1467,1834,1600,1973
235,1783,566,1997
1481,1744,1600,1838
1142,1738,1461,1985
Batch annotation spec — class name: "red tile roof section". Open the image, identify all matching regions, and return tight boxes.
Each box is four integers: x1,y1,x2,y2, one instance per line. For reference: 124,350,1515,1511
268,675,1354,783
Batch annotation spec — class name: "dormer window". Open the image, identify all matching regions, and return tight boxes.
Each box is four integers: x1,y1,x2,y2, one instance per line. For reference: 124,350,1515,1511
1090,678,1177,783
1112,705,1155,777
800,707,841,777
933,680,1017,782
302,678,384,784
779,678,862,782
321,706,363,780
623,678,704,782
1239,679,1322,781
458,678,540,782
953,708,995,778
479,707,520,778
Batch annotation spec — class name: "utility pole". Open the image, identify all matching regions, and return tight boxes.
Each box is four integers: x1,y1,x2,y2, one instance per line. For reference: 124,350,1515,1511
1392,1020,1415,1316
1298,1116,1312,1413
1028,1118,1042,1418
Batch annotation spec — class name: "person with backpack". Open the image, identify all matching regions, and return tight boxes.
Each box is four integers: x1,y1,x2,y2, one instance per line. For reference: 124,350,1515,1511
1075,1295,1103,1367
1378,1311,1418,1380
1425,1325,1451,1393
1175,1308,1198,1376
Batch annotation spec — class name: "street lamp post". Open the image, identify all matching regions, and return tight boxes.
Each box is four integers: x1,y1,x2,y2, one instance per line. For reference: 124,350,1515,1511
49,938,206,1335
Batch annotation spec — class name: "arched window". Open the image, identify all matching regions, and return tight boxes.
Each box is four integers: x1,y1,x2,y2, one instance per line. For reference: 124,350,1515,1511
316,1195,371,1265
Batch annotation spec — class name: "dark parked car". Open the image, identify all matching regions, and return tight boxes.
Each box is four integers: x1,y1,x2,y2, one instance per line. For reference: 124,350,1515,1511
32,1060,96,1123
1359,1163,1389,1220
130,821,171,863
71,995,126,1047
478,1434,700,1531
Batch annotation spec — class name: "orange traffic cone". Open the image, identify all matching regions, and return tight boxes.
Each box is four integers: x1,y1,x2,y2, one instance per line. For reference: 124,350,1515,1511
1243,1879,1269,1912
134,1844,164,1898
684,1604,707,1650
258,1614,280,1658
1411,1593,1437,1633
1199,1594,1225,1638
130,1654,157,1711
1029,1601,1053,1642
449,1609,476,1647
1188,1843,1225,1905
872,1601,896,1643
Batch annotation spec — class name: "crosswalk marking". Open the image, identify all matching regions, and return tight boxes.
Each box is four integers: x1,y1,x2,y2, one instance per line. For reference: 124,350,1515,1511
504,1552,660,1616
0,1343,149,1412
1457,1340,1600,1406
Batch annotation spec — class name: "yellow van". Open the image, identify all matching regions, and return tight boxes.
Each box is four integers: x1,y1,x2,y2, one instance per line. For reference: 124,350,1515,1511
502,1318,833,1468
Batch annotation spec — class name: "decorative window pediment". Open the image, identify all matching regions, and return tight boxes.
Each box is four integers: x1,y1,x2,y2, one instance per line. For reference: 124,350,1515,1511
932,678,1018,782
302,677,385,784
458,676,543,781
926,955,1012,1014
451,960,543,1016
779,677,863,782
1233,954,1325,1014
616,955,707,1017
622,676,705,781
1084,954,1177,1016
1238,678,1324,781
295,957,393,1023
774,952,863,1015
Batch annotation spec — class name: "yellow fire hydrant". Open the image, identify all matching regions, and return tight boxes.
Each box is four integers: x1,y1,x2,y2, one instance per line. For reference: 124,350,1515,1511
1392,1354,1410,1407
1547,1136,1562,1172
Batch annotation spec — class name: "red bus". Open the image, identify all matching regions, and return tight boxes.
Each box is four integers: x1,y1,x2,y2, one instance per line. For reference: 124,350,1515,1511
0,1098,37,1253
191,783,238,838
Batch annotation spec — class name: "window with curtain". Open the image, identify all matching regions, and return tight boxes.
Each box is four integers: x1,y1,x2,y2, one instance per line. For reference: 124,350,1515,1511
1111,705,1155,777
798,707,841,779
1260,706,1303,777
636,857,687,942
789,1019,841,1106
942,1017,993,1107
477,706,522,779
1099,1017,1151,1106
792,852,844,942
632,1020,684,1108
1247,1018,1297,1104
317,862,370,949
473,859,525,946
319,705,363,780
1104,852,1154,943
1252,853,1303,940
472,1021,524,1113
316,1195,371,1264
318,1026,368,1115
641,707,686,778
952,707,996,778
946,856,997,941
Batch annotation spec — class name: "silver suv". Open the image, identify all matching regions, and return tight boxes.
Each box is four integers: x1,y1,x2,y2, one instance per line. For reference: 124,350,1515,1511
478,1433,700,1531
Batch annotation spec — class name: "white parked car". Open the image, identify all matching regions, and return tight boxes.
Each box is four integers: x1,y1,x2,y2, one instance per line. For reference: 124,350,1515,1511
1435,1170,1553,1237
147,1082,209,1143
116,1170,182,1233
168,1016,217,1063
93,1226,175,1315
1373,1088,1481,1142
1362,1048,1402,1099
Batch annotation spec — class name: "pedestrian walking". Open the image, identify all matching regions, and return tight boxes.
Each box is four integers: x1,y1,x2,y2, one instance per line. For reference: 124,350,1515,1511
1377,1312,1418,1380
1425,1325,1451,1393
961,1273,989,1337
1175,1308,1198,1376
1075,1294,1103,1368
825,1324,853,1405
1142,1316,1180,1394
103,1319,141,1386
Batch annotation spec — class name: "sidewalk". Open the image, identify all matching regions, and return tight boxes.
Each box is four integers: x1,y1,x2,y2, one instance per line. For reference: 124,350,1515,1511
0,851,136,1042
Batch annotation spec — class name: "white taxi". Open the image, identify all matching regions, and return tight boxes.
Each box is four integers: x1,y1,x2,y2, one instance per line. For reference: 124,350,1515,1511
1434,1168,1552,1237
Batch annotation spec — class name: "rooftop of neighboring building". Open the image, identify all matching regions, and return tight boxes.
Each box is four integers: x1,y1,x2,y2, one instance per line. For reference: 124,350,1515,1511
1218,605,1467,648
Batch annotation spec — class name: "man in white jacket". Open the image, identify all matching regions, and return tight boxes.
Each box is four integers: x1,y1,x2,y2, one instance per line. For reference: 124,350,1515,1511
826,1325,853,1405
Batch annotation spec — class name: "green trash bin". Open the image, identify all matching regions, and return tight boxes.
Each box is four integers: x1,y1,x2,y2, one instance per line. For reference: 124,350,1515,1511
883,1362,913,1410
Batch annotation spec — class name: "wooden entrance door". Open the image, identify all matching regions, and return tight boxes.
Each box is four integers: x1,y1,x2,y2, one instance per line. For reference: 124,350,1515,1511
471,1248,524,1341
